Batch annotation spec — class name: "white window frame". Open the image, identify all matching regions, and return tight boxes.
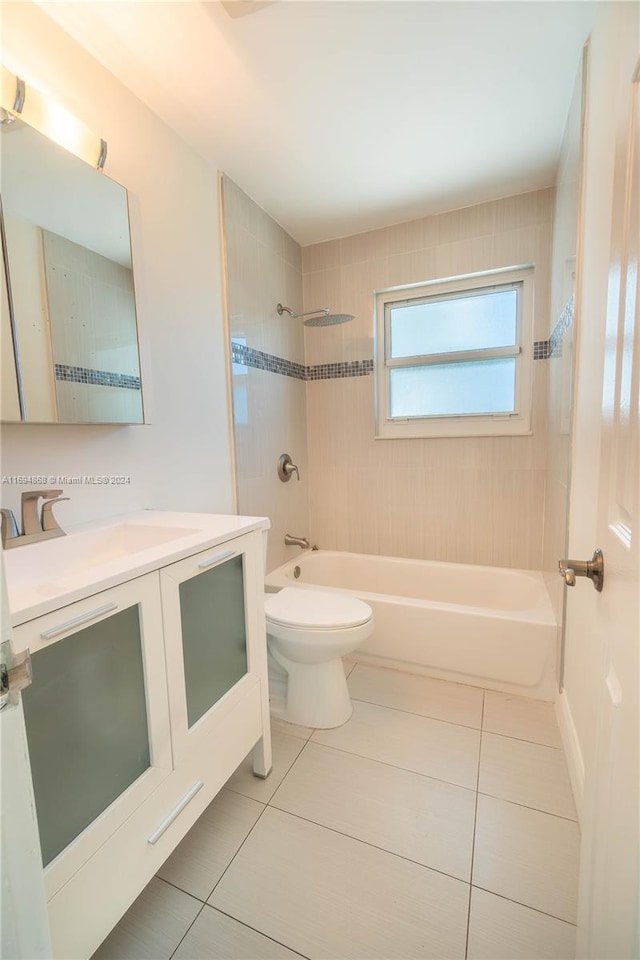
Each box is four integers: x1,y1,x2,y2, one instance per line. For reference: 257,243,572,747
375,267,534,439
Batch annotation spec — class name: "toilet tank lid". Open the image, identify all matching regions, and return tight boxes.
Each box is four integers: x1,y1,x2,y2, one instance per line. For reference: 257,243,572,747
264,587,372,629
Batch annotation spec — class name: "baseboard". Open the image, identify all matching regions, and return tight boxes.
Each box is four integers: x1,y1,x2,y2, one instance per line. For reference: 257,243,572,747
555,690,585,823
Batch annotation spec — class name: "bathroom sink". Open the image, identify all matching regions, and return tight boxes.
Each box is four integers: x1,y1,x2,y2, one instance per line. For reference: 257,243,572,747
4,522,200,594
3,510,271,624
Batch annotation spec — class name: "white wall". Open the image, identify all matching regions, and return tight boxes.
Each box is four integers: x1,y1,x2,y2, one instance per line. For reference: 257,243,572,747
0,4,234,524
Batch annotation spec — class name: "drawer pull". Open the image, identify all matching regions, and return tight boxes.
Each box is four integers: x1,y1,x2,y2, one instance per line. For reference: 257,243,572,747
40,603,119,640
198,549,235,570
147,781,204,845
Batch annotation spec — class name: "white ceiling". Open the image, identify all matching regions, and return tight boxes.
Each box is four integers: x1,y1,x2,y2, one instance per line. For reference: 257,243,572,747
39,0,596,246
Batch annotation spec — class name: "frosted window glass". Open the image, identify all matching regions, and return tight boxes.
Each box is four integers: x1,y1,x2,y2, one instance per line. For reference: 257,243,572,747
390,359,516,418
179,554,248,728
21,605,150,867
390,288,517,358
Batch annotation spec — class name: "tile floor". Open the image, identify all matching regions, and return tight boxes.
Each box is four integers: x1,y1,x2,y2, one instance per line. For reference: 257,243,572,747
92,663,580,960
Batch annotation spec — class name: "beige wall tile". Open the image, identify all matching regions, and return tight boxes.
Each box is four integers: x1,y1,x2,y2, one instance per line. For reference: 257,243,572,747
302,237,341,273
303,188,553,570
438,200,497,244
222,177,308,570
387,216,427,256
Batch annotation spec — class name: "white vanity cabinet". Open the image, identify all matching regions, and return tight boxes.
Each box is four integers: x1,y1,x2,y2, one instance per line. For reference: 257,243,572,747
5,514,271,960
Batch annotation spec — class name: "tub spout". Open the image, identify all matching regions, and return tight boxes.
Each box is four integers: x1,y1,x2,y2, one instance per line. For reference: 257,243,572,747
284,534,309,549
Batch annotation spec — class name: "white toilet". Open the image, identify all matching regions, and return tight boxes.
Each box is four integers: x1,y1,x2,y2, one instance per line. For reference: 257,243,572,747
264,587,374,729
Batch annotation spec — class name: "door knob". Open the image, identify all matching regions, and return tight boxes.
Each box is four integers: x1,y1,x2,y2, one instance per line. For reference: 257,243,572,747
558,548,604,592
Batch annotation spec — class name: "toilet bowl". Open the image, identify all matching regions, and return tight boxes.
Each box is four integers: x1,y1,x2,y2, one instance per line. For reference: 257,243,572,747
264,587,374,729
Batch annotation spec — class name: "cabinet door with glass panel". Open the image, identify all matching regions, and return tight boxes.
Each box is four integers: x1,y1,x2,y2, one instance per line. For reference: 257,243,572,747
160,530,268,765
12,574,172,902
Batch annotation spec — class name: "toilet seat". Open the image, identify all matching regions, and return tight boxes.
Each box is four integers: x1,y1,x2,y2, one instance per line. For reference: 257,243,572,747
265,587,372,631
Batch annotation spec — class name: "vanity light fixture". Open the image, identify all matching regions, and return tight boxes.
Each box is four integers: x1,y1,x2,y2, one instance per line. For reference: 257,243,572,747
0,75,24,124
0,64,107,171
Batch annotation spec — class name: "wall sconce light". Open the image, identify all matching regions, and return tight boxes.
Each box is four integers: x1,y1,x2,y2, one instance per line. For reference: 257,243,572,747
0,64,107,171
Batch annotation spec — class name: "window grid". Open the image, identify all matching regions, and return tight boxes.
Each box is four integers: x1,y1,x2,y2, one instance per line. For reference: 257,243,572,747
375,268,534,439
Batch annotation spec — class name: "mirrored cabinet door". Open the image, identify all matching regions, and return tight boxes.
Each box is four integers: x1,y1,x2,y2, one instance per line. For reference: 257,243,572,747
1,114,145,424
13,574,171,900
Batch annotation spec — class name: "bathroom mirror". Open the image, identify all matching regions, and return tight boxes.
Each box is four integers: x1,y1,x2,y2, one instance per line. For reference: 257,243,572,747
0,119,144,424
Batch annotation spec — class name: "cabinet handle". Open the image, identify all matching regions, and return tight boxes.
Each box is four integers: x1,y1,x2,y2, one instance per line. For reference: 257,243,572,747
147,781,204,845
198,549,235,570
40,603,119,640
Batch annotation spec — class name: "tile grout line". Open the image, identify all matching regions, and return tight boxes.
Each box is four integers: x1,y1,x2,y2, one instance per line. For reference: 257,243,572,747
167,897,207,960
350,690,563,750
163,740,315,960
205,801,271,902
269,736,577,828
469,883,579,928
306,736,479,794
176,900,312,960
266,737,315,808
476,789,578,823
465,688,485,960
351,687,564,749
266,800,470,887
349,693,484,732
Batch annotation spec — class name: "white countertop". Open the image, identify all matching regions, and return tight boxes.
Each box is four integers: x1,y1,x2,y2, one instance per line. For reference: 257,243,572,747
4,510,270,626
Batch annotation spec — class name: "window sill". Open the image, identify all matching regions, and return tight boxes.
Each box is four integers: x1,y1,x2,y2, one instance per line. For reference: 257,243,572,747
375,414,532,439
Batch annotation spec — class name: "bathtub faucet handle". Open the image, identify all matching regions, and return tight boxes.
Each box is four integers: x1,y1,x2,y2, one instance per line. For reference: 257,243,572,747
278,454,300,482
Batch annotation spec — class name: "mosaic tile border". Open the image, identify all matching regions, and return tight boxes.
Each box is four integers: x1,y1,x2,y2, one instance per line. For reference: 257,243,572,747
232,328,562,382
231,340,374,381
549,294,575,358
231,341,306,379
533,340,551,360
307,359,375,380
54,363,142,391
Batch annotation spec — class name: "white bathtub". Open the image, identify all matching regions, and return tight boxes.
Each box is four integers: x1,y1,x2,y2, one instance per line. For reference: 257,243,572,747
265,550,557,700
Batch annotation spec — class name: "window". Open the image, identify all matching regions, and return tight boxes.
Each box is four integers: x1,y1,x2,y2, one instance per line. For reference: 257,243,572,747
375,268,534,438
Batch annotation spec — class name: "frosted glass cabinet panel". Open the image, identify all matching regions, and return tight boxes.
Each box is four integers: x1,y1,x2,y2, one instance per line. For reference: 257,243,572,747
161,531,266,764
22,605,149,866
12,574,171,896
179,554,248,727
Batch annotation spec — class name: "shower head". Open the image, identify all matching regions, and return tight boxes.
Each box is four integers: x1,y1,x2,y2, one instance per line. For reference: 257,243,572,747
277,303,354,327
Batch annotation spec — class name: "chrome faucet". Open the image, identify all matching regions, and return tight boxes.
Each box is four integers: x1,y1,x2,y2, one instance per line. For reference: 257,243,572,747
284,534,310,550
1,490,69,549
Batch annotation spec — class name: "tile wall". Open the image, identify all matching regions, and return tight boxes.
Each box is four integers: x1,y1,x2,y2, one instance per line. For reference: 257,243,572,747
222,177,309,571
302,189,555,569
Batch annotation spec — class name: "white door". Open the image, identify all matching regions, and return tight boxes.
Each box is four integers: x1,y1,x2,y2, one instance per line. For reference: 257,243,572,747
0,558,51,958
565,5,639,958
